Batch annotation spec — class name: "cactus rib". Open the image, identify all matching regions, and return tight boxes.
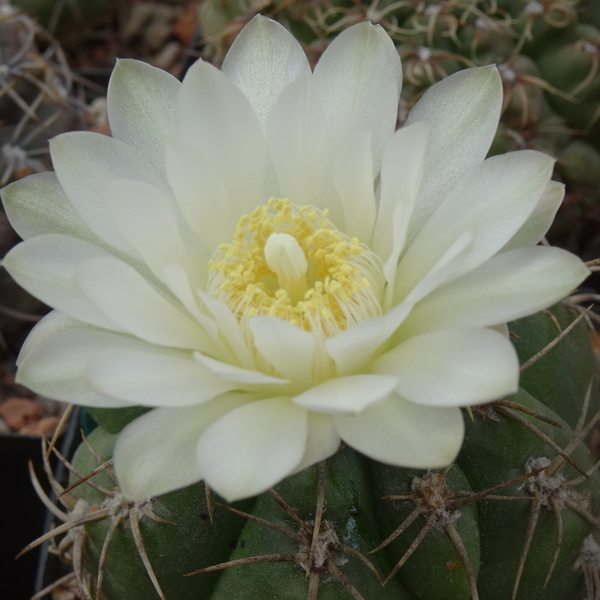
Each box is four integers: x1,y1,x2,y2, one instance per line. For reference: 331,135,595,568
189,462,384,600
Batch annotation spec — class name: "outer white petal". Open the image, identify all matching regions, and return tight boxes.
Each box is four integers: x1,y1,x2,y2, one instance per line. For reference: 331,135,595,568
114,394,250,500
87,348,239,407
17,310,81,367
1,173,100,242
175,59,265,217
3,235,123,331
221,15,311,126
334,394,464,469
249,316,317,384
293,374,399,415
193,352,289,386
107,59,180,174
372,122,430,291
370,329,519,406
501,180,564,251
400,246,590,335
313,22,401,171
396,150,554,297
17,327,145,408
292,413,341,474
266,74,333,210
332,130,376,241
197,397,308,501
103,179,204,284
165,137,234,253
74,256,212,351
50,132,169,254
405,66,503,243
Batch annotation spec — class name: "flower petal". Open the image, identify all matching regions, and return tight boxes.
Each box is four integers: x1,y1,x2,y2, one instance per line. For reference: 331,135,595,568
313,22,401,171
197,397,308,501
161,265,231,361
193,352,289,386
175,58,265,217
3,235,123,331
198,291,254,369
74,256,211,351
249,316,318,384
370,328,519,406
292,413,340,474
107,59,180,174
103,179,205,285
372,122,430,292
396,149,554,297
165,137,234,252
334,394,464,469
1,172,99,242
17,310,80,366
87,348,238,407
221,15,310,126
266,74,333,210
293,374,399,415
17,326,143,408
325,301,413,376
501,180,564,252
50,132,169,254
405,65,502,242
114,394,250,500
331,129,376,241
400,246,590,335
328,231,473,376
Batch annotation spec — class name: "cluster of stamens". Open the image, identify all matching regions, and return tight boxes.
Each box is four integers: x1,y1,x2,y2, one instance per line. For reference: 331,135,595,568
207,198,384,337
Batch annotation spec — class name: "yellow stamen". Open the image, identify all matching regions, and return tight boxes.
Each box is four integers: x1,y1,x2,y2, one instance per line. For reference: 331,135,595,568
207,199,384,337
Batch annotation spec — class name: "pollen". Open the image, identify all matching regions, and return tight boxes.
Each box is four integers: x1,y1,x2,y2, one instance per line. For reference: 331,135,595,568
207,199,384,337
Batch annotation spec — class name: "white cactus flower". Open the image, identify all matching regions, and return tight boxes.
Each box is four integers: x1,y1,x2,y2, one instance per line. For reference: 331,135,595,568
1,16,589,502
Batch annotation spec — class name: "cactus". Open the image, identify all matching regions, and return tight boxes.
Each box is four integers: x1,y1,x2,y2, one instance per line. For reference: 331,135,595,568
197,0,600,255
11,0,116,36
25,303,600,600
0,0,84,187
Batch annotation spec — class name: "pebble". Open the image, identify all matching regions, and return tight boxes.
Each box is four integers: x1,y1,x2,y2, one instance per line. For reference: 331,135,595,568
20,416,61,436
52,587,78,600
0,397,44,430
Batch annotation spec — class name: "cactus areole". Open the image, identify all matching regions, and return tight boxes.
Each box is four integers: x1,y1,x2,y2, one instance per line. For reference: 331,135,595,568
2,14,598,600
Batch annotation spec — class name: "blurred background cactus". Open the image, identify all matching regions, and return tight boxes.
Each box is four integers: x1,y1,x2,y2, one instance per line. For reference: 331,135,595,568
0,0,86,187
10,0,117,36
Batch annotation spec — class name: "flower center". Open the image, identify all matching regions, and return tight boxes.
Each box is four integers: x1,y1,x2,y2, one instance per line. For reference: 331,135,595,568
207,198,384,337
263,232,308,303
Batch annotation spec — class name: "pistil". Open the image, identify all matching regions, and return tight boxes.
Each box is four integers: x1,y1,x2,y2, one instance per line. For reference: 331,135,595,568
264,233,309,303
